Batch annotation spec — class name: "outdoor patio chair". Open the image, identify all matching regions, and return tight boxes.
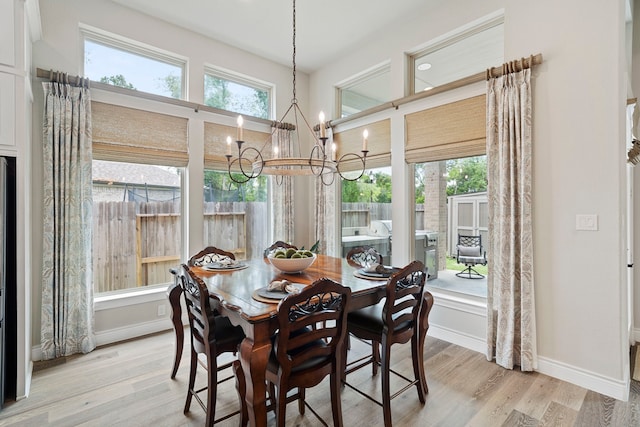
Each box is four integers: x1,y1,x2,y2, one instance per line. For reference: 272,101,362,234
455,235,487,279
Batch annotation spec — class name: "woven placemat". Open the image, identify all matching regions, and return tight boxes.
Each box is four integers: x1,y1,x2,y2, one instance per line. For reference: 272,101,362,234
353,271,391,281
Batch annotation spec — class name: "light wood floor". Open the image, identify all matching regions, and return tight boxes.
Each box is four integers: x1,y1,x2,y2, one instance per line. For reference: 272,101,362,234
0,330,638,427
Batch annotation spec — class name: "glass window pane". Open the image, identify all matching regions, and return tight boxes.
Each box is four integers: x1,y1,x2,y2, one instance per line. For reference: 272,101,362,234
204,74,270,119
84,40,183,99
341,167,392,263
203,170,268,259
339,66,391,118
413,22,503,93
92,160,181,295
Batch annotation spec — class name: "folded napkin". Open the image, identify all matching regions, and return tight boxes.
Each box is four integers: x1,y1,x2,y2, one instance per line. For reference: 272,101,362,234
198,253,237,267
363,263,394,275
267,279,300,294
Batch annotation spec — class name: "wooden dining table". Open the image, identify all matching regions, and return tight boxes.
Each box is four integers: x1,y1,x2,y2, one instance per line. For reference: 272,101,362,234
167,254,390,427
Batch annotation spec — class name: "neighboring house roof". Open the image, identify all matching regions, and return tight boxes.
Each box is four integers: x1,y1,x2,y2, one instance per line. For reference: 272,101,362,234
92,160,180,187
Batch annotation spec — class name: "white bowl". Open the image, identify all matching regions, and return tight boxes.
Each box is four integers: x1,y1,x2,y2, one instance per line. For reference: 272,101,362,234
268,253,317,273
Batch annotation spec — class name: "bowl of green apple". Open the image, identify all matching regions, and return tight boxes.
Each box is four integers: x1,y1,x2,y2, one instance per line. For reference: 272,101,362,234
267,248,317,273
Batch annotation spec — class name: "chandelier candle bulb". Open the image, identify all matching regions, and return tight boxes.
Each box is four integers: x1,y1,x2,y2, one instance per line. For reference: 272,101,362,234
226,136,232,156
362,129,369,151
319,111,326,138
237,115,243,141
332,143,337,161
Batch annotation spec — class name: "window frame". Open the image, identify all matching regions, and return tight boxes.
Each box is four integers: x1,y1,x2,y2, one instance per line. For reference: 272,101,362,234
204,65,275,120
80,25,188,100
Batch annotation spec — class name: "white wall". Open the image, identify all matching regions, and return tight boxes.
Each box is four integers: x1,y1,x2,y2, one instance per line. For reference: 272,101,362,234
310,0,630,399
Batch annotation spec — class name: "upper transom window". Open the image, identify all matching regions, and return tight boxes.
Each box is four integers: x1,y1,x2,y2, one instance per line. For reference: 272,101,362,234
204,67,273,120
337,63,391,119
82,28,186,99
410,19,504,94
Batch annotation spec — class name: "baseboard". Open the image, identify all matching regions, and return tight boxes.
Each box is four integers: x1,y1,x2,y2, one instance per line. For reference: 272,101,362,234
427,324,486,354
31,318,173,362
537,355,629,401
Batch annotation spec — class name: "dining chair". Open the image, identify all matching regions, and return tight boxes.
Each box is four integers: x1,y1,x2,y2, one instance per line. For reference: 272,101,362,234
168,246,237,379
189,246,236,266
345,245,383,268
180,264,246,426
343,260,432,427
263,240,298,258
238,278,351,427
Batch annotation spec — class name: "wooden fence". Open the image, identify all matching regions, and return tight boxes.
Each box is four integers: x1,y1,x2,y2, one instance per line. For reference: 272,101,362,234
93,200,268,293
341,203,425,228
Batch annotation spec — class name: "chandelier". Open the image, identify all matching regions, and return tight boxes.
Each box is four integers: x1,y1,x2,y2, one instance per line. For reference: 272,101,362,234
225,0,368,185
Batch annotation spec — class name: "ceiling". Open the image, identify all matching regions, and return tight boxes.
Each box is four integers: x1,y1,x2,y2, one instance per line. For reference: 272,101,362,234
110,0,434,73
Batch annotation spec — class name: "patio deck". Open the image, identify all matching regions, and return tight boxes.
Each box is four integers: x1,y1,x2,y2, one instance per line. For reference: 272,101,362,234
426,268,487,298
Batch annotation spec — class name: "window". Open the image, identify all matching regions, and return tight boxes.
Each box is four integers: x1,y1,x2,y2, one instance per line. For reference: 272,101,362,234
92,160,182,295
204,68,272,119
202,170,268,260
83,30,186,99
409,20,503,94
341,167,392,263
337,64,391,118
414,155,487,296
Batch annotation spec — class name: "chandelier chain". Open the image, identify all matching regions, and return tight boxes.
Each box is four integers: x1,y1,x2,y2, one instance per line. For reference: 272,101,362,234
291,0,297,104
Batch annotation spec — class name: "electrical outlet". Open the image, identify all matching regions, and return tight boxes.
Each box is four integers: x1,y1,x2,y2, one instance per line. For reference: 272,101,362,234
157,304,166,317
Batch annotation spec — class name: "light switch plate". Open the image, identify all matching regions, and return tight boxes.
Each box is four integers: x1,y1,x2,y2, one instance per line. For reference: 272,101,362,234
576,214,598,231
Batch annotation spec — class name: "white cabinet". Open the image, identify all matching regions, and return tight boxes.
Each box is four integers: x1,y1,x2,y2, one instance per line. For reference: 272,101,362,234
0,0,15,67
0,73,15,151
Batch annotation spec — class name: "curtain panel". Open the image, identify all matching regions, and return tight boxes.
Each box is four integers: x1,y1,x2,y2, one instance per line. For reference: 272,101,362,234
41,82,96,359
485,68,536,371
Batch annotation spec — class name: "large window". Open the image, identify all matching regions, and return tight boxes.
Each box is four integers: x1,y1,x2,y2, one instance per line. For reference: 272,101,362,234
204,68,272,119
92,160,182,295
337,64,391,118
414,155,487,296
409,20,503,93
83,30,186,99
202,170,268,260
341,167,392,263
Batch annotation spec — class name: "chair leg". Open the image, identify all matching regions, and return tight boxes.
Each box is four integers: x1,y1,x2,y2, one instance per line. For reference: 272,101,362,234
298,387,306,414
330,371,344,427
411,330,427,402
206,349,218,427
372,341,380,376
380,340,393,427
184,348,198,414
233,360,248,427
276,385,288,427
167,282,183,379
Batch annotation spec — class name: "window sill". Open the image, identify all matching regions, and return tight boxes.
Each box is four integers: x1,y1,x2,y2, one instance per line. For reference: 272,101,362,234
95,285,169,311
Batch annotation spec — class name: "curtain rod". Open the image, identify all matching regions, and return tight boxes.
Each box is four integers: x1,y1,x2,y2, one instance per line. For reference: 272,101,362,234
330,53,543,128
35,67,287,129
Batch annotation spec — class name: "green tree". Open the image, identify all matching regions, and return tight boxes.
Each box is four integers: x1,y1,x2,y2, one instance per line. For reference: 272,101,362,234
204,75,231,110
157,73,181,99
99,74,135,90
445,156,487,196
414,164,425,204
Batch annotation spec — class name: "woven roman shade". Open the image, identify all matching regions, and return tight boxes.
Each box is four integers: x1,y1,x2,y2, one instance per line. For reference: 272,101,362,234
333,119,390,172
405,95,486,163
92,101,189,166
204,121,272,171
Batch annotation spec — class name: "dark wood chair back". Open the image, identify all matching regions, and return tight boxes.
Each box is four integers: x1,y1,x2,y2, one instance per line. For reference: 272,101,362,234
188,246,236,267
382,260,427,343
346,245,384,268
